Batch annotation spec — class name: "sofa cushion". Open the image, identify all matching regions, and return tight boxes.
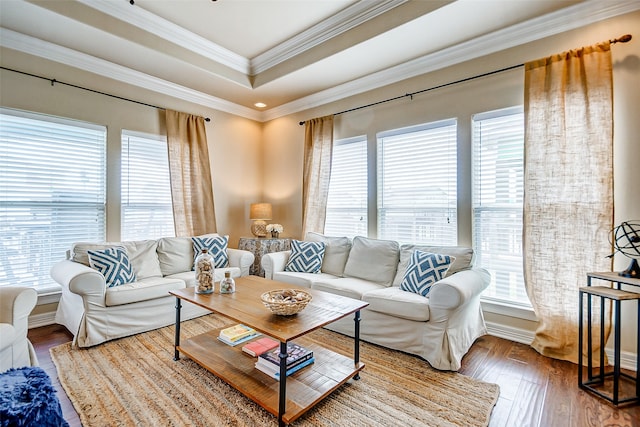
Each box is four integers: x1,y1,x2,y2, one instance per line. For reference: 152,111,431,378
392,245,474,286
74,240,163,280
192,235,229,268
285,240,325,273
157,233,220,276
305,232,352,276
104,276,185,306
312,277,385,300
87,247,137,287
166,267,241,288
272,271,340,289
121,240,162,279
157,237,193,275
400,251,454,297
343,236,399,286
362,287,431,321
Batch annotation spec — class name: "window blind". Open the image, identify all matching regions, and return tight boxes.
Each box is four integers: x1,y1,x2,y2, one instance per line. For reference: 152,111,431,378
472,107,529,306
0,108,106,291
121,131,175,241
324,136,368,238
377,120,457,245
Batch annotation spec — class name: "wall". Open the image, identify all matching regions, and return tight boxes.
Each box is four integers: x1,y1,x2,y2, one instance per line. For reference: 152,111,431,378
262,11,640,362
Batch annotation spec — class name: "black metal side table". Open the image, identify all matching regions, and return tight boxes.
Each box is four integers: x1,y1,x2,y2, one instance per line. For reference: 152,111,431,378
578,272,640,405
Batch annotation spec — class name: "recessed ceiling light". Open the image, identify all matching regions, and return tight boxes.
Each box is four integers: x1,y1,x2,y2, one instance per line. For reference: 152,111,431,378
254,102,267,108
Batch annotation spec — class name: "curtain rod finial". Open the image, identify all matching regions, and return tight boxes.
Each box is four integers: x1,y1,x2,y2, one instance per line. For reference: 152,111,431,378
299,121,305,126
612,34,632,44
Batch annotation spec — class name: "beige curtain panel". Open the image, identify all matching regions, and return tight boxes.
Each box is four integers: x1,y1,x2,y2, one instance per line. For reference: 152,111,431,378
523,42,614,365
302,115,334,236
165,109,217,237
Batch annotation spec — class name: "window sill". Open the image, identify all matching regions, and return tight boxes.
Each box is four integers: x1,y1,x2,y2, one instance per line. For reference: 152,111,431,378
481,299,537,322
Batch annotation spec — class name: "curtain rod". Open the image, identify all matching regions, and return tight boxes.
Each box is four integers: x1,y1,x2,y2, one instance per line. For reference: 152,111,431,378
0,66,211,122
299,34,632,125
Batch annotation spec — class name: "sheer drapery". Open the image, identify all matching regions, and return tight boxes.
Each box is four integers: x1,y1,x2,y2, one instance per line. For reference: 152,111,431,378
165,109,216,236
523,43,614,365
302,115,334,236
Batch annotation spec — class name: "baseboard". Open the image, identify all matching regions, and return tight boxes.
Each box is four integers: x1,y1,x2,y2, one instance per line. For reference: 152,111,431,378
486,320,638,372
29,311,56,329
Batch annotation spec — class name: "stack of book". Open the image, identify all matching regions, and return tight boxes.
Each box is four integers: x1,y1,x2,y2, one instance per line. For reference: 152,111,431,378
255,342,314,380
217,324,260,346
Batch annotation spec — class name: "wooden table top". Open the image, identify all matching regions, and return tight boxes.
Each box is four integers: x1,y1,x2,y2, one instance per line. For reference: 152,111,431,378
170,275,368,342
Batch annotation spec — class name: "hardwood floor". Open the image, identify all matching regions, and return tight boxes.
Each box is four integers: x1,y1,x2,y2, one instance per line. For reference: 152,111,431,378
29,324,639,427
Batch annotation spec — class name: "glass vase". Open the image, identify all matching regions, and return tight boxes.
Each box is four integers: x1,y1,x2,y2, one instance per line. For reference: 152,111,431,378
219,271,235,294
195,249,214,294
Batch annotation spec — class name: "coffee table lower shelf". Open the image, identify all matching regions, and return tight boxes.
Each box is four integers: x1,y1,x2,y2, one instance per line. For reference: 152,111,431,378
177,328,365,425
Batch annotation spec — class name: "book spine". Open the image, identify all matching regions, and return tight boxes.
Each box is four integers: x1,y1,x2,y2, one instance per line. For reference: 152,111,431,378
259,351,314,369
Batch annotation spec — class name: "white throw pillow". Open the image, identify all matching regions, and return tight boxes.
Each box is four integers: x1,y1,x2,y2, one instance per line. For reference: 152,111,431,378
343,236,399,286
305,232,352,276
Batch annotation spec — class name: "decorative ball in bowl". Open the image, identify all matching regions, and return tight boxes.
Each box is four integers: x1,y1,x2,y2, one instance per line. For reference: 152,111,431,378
261,289,312,316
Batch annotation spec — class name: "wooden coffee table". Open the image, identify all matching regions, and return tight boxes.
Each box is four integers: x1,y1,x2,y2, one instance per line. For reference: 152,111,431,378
170,276,368,426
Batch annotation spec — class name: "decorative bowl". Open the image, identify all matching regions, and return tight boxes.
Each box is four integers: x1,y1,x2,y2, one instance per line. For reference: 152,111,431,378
261,289,312,316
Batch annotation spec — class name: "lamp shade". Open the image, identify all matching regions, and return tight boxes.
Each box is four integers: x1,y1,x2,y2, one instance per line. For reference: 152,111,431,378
250,203,272,220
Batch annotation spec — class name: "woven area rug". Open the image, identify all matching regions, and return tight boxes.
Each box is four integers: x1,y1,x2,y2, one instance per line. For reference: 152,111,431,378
50,315,499,426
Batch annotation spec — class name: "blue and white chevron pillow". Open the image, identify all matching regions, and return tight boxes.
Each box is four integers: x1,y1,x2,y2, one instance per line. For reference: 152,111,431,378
400,251,455,297
192,235,229,268
285,240,326,274
87,246,136,287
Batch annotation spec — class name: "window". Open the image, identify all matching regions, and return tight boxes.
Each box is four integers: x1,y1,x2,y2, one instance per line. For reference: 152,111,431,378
0,108,106,291
324,136,368,238
377,120,457,245
472,107,529,307
121,131,175,241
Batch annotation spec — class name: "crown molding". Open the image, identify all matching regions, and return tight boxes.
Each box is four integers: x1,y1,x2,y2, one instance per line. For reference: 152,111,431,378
0,28,262,121
264,0,640,121
2,0,638,123
78,0,250,74
251,0,407,75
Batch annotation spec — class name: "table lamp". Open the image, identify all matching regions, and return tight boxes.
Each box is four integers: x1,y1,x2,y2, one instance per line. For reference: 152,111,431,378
250,203,272,237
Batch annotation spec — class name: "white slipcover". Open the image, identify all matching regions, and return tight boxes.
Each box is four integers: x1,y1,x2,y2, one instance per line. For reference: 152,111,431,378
262,235,490,371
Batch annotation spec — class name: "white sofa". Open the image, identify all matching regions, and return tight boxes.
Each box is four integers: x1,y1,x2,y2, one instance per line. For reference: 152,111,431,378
261,233,490,371
0,287,39,372
50,234,254,347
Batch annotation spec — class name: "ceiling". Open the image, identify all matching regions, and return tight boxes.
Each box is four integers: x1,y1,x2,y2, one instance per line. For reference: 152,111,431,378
0,0,638,121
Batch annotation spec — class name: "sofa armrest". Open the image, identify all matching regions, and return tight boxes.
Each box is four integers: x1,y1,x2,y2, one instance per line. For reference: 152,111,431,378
0,287,37,329
50,259,107,303
428,268,490,310
227,248,254,277
261,251,291,280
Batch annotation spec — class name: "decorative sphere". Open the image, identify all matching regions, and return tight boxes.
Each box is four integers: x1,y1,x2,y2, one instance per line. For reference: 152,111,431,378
611,221,640,259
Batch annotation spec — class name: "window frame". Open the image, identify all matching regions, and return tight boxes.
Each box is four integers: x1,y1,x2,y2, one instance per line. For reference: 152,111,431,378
376,119,458,245
324,135,368,238
120,129,175,241
0,107,107,294
472,105,532,312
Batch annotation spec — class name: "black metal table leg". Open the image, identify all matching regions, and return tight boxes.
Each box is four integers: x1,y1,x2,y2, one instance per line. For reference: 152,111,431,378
173,297,182,361
613,299,621,404
578,290,584,387
353,310,361,380
278,341,287,427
